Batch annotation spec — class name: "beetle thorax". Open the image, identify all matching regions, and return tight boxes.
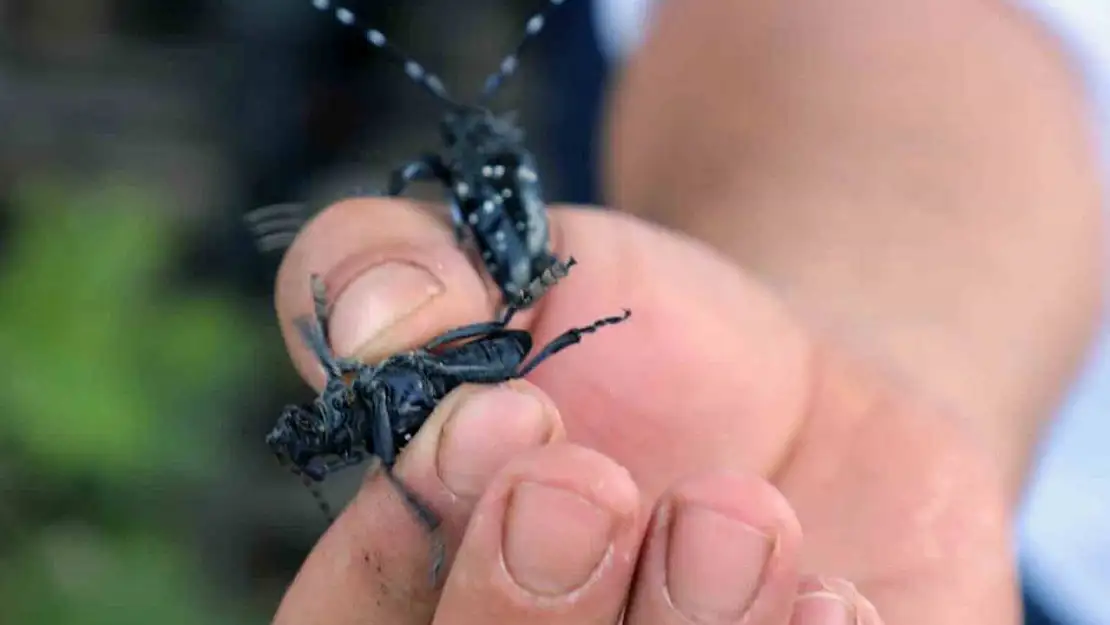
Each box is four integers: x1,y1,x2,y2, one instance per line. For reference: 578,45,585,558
442,108,523,160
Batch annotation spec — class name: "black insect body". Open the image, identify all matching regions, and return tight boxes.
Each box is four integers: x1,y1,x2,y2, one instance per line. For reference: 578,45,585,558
267,261,630,584
247,0,575,310
390,116,559,310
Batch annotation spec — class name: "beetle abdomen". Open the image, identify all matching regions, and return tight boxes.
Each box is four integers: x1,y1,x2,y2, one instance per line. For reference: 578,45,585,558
458,151,556,302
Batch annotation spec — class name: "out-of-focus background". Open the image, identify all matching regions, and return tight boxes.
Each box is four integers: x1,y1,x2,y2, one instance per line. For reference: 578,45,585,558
0,0,603,623
1,1,1107,624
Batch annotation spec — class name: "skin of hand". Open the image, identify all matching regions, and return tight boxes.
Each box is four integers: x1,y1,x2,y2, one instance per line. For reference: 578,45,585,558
603,0,1106,501
265,198,1010,625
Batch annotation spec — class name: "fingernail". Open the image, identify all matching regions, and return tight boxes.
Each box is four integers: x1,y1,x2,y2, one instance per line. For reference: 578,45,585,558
327,261,444,358
665,502,774,623
503,482,616,595
436,386,553,498
791,591,855,625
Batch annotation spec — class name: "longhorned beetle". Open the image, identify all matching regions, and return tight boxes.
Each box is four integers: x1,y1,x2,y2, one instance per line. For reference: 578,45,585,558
266,258,630,585
247,0,576,311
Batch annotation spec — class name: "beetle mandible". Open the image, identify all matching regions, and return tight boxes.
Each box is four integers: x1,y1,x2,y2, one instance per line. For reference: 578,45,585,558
267,258,630,585
248,0,576,311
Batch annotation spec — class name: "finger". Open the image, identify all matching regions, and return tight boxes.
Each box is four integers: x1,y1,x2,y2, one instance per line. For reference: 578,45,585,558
272,380,565,625
273,197,813,504
274,197,500,388
790,577,885,625
624,471,802,625
432,444,645,625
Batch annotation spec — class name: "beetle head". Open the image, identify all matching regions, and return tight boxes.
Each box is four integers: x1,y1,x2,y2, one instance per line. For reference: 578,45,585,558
441,106,523,151
266,403,328,472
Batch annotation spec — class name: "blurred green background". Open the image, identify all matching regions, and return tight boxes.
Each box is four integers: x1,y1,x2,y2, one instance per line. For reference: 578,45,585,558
0,1,587,622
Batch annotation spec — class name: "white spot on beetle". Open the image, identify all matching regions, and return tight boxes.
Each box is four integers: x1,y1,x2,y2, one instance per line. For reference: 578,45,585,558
526,15,545,35
511,258,531,286
336,8,354,24
366,29,385,46
425,75,446,96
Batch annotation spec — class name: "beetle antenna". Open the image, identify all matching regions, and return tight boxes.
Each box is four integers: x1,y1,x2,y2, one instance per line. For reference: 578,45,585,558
291,467,335,523
273,453,336,523
479,0,571,104
310,0,462,109
299,473,335,523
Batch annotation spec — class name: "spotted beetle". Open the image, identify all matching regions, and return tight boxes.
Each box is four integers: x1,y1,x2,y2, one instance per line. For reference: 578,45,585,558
247,0,575,310
267,259,630,585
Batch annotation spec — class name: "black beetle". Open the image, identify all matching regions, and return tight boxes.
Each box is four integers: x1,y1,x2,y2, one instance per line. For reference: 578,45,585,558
267,258,630,584
247,0,575,311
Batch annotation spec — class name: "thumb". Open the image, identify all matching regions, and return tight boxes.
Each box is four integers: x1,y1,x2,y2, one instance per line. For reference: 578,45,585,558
272,198,498,389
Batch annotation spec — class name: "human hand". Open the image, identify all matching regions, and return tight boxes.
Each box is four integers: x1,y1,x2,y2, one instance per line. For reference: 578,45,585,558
271,380,883,625
265,198,1014,625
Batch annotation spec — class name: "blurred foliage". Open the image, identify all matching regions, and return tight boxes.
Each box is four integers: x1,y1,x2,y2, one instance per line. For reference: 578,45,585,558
0,2,554,621
0,174,272,624
2,528,242,625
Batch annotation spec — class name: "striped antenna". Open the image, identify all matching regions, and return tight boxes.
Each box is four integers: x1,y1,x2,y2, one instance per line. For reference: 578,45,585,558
295,465,336,523
299,472,335,523
273,451,336,523
310,0,461,108
479,0,570,104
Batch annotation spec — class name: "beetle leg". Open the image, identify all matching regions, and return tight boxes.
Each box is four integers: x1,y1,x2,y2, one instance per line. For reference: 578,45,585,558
448,200,471,246
310,274,333,346
516,309,632,377
300,276,365,375
425,256,576,348
422,283,545,350
422,360,517,384
423,256,579,350
293,313,344,379
422,320,509,351
381,469,445,586
507,255,576,312
322,451,365,473
386,153,451,197
367,391,446,587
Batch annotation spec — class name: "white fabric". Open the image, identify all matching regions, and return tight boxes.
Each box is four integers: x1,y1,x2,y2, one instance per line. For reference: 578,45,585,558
1011,4,1110,624
593,1,1110,624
